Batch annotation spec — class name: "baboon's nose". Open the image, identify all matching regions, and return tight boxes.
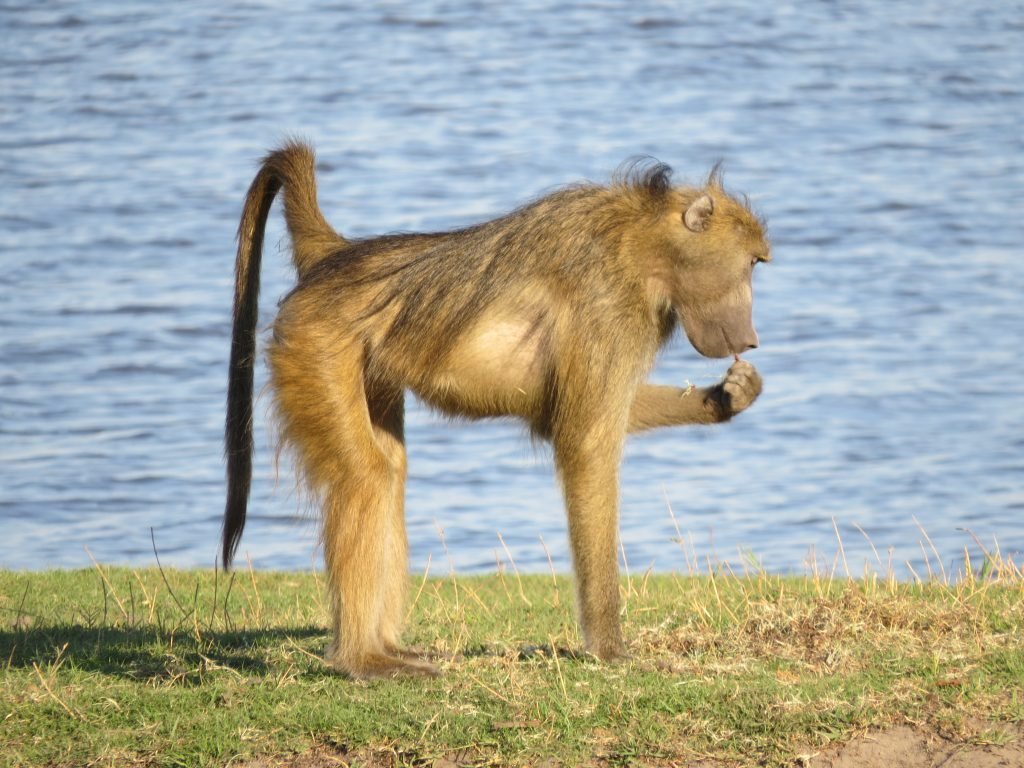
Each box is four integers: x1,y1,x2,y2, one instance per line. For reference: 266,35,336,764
739,329,759,352
720,327,758,359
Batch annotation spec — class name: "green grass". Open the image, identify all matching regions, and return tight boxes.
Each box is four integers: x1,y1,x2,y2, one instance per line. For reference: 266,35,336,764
1,556,1022,767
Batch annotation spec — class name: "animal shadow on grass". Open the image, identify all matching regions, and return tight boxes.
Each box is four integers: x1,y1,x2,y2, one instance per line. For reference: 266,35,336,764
0,624,327,683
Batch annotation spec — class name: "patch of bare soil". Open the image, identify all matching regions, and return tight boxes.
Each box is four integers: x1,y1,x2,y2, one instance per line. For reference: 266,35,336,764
810,724,1024,768
238,724,1023,768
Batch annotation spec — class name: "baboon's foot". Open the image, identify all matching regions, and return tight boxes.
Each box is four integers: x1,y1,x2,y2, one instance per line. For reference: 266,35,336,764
588,643,630,663
584,633,630,663
328,649,439,679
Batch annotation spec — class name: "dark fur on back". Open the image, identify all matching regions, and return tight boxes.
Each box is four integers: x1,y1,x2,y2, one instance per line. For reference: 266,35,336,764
296,172,676,390
612,156,674,200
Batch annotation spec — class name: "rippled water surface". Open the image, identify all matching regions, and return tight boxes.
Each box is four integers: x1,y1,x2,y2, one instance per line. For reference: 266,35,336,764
2,1,1022,575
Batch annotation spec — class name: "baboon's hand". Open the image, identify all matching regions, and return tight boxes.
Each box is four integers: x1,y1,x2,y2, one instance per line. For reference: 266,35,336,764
709,359,762,420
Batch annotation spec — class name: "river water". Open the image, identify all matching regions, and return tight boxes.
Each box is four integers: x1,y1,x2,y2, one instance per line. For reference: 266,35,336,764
2,1,1022,577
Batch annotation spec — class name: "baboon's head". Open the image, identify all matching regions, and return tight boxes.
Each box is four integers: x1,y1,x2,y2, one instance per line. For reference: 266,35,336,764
659,176,770,359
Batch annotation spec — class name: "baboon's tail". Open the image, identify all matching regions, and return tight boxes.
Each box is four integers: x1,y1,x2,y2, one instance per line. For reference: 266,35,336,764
222,140,341,569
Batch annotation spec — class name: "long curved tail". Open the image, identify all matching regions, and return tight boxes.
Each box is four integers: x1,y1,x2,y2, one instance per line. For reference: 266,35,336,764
222,140,341,569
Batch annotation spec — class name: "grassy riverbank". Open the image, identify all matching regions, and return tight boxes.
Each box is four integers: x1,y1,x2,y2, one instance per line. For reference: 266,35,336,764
2,556,1021,767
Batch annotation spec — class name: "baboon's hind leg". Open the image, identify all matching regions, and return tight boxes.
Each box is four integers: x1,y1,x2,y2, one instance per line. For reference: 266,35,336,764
269,327,433,678
365,380,435,668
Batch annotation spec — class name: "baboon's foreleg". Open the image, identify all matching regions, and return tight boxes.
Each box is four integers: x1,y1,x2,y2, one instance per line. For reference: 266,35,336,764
628,358,762,432
555,429,629,661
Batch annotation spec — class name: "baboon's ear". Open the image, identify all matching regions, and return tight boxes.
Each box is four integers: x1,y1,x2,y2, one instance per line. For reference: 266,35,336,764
683,195,714,233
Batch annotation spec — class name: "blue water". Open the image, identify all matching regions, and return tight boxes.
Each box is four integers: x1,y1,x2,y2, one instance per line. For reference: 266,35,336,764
2,1,1022,577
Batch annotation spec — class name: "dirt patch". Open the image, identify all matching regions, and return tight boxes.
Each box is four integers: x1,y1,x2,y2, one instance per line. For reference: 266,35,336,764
237,724,1023,767
810,724,1024,768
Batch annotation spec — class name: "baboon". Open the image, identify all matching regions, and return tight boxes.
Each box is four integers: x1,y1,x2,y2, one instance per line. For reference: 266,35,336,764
223,140,770,678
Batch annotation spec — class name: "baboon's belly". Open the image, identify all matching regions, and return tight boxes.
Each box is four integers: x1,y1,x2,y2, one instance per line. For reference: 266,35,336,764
418,314,546,419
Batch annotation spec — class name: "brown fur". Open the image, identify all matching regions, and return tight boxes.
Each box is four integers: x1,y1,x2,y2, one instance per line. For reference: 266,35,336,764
223,140,770,678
